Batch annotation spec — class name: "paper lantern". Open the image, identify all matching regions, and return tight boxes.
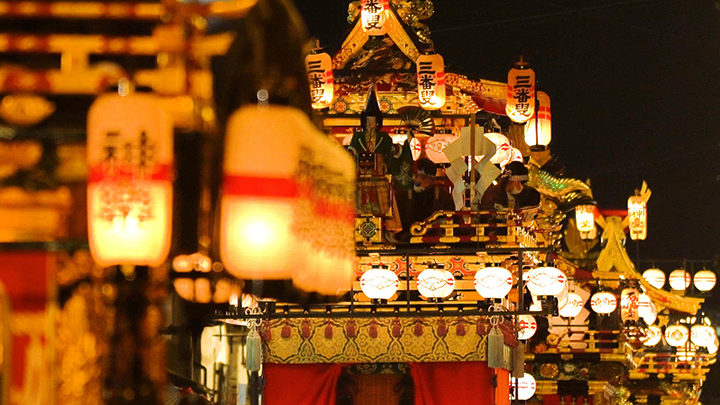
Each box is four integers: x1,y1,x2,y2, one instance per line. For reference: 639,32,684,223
620,287,640,323
87,93,173,267
559,292,584,318
360,266,399,300
425,134,457,163
642,268,666,289
627,196,647,240
172,254,241,304
391,134,422,161
590,292,617,314
416,53,446,110
506,61,535,124
643,325,663,346
305,50,334,110
510,373,536,401
642,302,657,325
693,270,716,292
517,315,538,340
525,266,566,296
483,132,514,166
474,267,513,299
575,205,596,234
669,269,691,291
417,267,455,299
665,324,689,347
360,0,389,35
524,91,551,152
708,337,719,355
691,324,717,347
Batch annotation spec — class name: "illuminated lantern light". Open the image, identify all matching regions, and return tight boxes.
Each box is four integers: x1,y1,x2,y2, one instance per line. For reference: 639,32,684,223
483,132,513,166
642,268,666,289
620,286,640,323
361,266,399,301
510,373,536,401
425,133,458,163
643,325,663,346
676,347,696,362
669,269,691,291
575,205,596,234
559,292,584,318
360,0,389,35
708,337,719,355
391,134,422,161
417,266,455,299
627,196,647,240
524,91,551,152
416,53,446,111
693,270,717,292
506,60,535,124
590,292,617,314
691,324,717,347
528,303,542,312
87,93,173,267
517,315,538,340
525,266,567,297
305,50,334,110
474,267,513,299
642,301,657,325
665,324,690,347
172,254,240,304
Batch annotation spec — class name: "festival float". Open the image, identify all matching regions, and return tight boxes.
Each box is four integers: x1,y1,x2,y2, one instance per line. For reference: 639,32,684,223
0,1,714,405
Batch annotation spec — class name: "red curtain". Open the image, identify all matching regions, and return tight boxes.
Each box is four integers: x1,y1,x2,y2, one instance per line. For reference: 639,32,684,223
410,362,508,405
263,363,343,405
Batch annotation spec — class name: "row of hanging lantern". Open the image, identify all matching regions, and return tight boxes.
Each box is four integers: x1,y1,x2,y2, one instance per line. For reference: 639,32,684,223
574,196,648,241
642,268,716,292
643,321,719,353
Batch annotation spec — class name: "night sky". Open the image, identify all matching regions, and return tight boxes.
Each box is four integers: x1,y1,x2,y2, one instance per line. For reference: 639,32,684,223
295,0,720,263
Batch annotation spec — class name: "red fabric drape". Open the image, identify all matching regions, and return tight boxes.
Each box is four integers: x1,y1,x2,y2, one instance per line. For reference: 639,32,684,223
263,363,343,405
410,362,506,405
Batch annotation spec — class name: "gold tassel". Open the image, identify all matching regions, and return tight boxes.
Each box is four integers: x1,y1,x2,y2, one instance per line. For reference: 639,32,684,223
487,323,505,369
246,327,262,372
513,342,525,378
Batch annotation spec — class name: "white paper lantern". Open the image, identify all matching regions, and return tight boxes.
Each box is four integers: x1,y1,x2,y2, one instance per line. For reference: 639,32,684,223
305,50,334,110
708,337,719,355
483,132,513,166
510,373,536,401
559,292,584,318
693,270,717,292
691,324,717,347
474,267,513,299
620,287,640,323
360,267,399,300
643,325,663,346
524,91,551,152
642,268,666,289
360,0,389,35
390,134,422,161
424,134,458,163
517,314,537,340
590,292,617,314
417,267,455,299
669,269,691,291
525,266,567,296
627,196,647,241
637,293,651,317
506,62,535,124
575,205,596,234
665,324,689,347
416,53,446,111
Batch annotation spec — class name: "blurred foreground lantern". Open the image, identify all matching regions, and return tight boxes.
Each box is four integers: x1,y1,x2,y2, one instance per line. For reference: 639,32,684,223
669,269,691,291
416,52,446,110
524,91,551,152
620,286,640,323
590,291,617,314
361,0,389,35
505,59,535,124
474,267,513,299
172,254,241,304
643,325,663,346
627,196,647,240
525,266,566,296
360,265,399,301
691,324,717,347
642,268,666,289
517,314,537,340
305,49,334,110
693,270,716,292
665,324,689,347
575,205,595,234
510,373,536,401
417,265,455,299
559,292,584,318
87,93,173,267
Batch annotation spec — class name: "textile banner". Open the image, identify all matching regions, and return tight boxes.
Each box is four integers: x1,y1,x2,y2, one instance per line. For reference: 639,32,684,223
263,363,343,405
410,362,508,405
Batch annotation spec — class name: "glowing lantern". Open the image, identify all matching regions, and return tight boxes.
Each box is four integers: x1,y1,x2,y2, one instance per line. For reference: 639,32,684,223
172,254,241,304
575,205,596,234
525,266,566,296
305,50,334,110
620,286,640,323
87,93,173,267
665,325,689,347
691,324,717,347
643,325,663,346
627,196,647,240
510,373,536,401
642,301,657,325
483,132,514,166
416,53,446,110
559,292,584,318
391,134,422,161
425,134,457,163
590,292,617,314
517,315,537,340
360,265,399,301
506,60,535,124
708,337,719,355
524,91,551,152
474,267,513,299
417,266,455,299
693,270,716,292
669,269,691,291
360,0,389,35
642,268,666,289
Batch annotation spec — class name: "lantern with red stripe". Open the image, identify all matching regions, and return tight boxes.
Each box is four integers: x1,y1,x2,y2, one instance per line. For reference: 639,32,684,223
87,93,173,267
524,91,551,152
627,195,647,240
506,59,535,124
361,0,390,35
620,285,640,323
305,49,334,110
416,52,446,111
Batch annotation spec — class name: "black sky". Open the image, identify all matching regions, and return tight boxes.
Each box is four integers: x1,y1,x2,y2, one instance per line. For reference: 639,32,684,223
295,0,720,262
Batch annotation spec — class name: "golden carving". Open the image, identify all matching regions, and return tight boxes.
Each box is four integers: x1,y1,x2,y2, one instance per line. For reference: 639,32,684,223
0,94,55,126
540,363,559,378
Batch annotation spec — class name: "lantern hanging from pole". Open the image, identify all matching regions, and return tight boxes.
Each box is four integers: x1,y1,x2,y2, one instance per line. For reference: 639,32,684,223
360,0,389,35
693,270,717,292
417,265,455,299
643,325,663,346
505,59,535,124
416,52,446,111
620,286,640,323
525,266,566,297
669,269,691,291
665,324,689,347
360,265,399,301
637,293,652,318
305,49,334,110
642,268,666,289
474,267,513,299
558,292,584,318
517,314,537,340
87,92,173,267
510,373,536,401
590,291,617,314
575,205,596,234
691,324,717,347
627,195,647,240
524,91,551,152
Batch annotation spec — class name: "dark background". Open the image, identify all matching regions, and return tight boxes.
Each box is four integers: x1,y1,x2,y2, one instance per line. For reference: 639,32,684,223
295,0,720,263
